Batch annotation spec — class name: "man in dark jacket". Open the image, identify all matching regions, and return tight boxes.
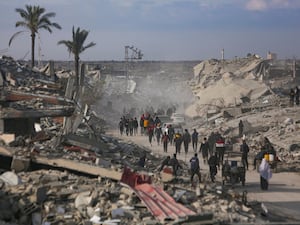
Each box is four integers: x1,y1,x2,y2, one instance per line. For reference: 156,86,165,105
240,140,250,170
192,129,199,152
183,129,191,154
199,137,210,164
190,153,201,183
170,154,182,177
208,152,219,182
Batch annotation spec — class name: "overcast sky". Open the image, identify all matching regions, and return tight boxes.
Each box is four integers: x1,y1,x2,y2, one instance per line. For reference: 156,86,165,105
1,0,300,61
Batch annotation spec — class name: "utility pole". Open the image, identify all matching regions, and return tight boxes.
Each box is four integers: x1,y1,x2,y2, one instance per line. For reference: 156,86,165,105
124,45,143,77
124,45,143,93
293,58,296,80
221,48,224,61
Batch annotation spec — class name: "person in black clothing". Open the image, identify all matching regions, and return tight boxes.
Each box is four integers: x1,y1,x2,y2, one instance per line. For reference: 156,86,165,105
129,118,134,136
183,129,191,154
240,140,250,170
138,154,146,168
239,120,244,137
295,86,300,106
192,129,199,152
168,125,175,145
133,117,139,135
253,137,276,170
190,153,201,183
290,88,295,107
170,154,182,176
139,115,144,135
154,116,161,126
124,118,129,136
159,156,171,171
208,152,219,182
119,118,124,135
199,137,210,164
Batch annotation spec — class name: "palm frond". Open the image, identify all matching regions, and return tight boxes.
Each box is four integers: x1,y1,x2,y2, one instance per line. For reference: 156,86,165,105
8,30,26,46
82,42,96,52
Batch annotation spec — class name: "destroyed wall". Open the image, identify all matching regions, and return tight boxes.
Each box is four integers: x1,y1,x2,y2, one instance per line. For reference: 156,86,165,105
186,57,272,118
0,56,75,137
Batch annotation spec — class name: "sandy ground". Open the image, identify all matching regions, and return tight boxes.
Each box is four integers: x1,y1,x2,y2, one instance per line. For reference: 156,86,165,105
107,130,300,222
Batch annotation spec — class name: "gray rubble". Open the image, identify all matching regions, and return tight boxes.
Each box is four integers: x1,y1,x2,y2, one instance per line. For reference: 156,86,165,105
1,56,300,224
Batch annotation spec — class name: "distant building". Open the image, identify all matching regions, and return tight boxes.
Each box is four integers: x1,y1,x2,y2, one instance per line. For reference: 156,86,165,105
267,51,277,60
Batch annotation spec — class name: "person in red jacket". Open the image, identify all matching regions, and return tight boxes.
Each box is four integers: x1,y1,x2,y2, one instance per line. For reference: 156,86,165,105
215,135,225,165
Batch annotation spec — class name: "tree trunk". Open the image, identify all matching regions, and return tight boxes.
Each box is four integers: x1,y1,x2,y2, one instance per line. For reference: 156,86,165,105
31,33,35,68
74,55,79,87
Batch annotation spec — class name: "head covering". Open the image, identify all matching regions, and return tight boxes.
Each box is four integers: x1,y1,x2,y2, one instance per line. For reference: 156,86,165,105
259,158,272,180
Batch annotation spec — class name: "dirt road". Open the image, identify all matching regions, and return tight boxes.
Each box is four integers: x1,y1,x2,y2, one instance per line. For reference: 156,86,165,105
107,130,300,221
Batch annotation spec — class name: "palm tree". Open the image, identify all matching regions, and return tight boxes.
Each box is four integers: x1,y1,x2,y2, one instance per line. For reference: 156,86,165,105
58,26,96,87
9,5,61,68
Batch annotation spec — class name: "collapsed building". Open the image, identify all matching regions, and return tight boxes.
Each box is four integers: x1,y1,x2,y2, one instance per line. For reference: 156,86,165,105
0,56,299,225
0,56,75,137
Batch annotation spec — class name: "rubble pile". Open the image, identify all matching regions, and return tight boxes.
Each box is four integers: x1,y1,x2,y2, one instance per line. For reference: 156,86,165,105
0,56,62,95
186,56,273,118
0,168,266,225
184,56,300,172
1,56,300,224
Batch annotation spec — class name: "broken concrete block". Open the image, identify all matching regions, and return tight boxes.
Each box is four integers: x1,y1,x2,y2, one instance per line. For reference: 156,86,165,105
29,186,47,204
75,191,93,209
0,133,15,145
32,212,42,225
95,158,111,168
120,186,134,196
111,208,124,218
10,156,30,173
0,171,22,186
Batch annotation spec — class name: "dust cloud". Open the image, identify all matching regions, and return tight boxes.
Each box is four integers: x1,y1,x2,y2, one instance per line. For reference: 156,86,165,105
93,62,196,127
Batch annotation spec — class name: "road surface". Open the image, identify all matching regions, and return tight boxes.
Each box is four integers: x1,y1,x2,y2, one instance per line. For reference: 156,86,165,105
107,130,300,222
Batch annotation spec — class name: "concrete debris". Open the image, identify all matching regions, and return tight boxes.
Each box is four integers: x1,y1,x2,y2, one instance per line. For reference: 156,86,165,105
0,171,22,186
0,56,300,224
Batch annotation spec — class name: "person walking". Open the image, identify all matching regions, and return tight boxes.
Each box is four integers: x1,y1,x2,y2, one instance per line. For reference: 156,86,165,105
208,152,219,182
190,153,201,184
239,120,244,137
295,86,300,106
140,114,144,135
155,124,162,146
289,88,295,107
174,132,182,154
133,117,139,135
119,118,124,135
162,132,170,153
192,129,199,152
259,158,272,190
168,125,175,145
183,129,191,155
240,139,250,170
147,124,154,146
215,135,225,166
199,137,210,164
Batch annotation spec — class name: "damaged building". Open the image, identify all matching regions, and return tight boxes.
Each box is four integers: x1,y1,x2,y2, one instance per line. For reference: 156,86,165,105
0,56,75,137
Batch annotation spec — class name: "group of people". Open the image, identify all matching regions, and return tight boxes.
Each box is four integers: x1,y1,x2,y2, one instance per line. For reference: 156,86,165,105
119,116,139,136
122,113,273,190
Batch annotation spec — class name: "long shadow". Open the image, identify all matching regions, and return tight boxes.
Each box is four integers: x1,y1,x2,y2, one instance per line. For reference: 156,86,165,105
236,181,300,193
